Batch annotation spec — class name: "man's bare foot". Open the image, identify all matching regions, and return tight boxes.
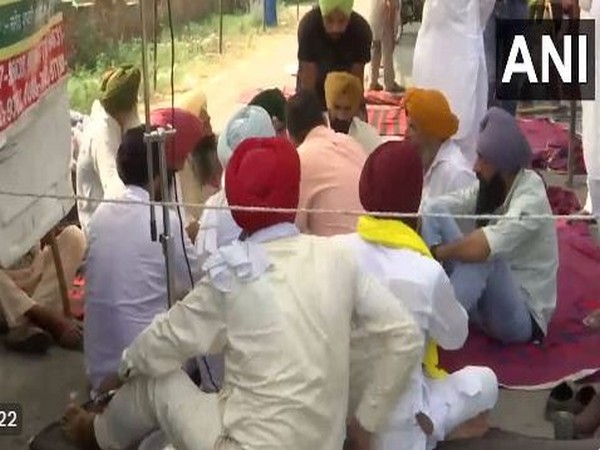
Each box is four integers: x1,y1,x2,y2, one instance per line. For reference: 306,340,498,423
446,412,491,440
416,412,434,435
25,305,83,350
62,403,101,449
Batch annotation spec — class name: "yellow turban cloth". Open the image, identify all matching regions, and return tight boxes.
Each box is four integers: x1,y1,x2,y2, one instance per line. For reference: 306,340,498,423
319,0,354,16
405,88,459,141
324,71,363,112
99,65,141,116
178,88,209,119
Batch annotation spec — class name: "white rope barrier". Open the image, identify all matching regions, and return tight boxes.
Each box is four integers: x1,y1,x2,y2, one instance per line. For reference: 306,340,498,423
0,189,595,222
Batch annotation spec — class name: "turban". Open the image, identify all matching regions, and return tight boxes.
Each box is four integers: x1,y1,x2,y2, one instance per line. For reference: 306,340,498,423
319,0,354,16
225,137,300,235
477,107,532,174
150,108,206,171
217,105,276,168
405,88,459,141
178,88,209,119
359,140,423,214
324,71,363,112
99,65,141,115
249,88,287,123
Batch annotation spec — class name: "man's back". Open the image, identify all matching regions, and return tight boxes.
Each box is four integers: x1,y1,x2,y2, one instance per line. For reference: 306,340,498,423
339,234,468,427
84,185,198,389
296,126,366,235
221,234,358,448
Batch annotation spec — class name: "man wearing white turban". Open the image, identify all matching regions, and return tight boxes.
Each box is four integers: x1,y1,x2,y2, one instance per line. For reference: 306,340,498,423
189,105,275,391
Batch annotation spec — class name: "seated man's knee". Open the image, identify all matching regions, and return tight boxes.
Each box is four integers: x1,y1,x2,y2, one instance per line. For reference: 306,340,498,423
465,366,499,412
58,225,87,261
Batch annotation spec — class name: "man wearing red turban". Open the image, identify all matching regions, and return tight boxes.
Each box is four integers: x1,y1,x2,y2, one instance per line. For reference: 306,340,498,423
150,107,208,172
63,137,423,450
339,140,498,450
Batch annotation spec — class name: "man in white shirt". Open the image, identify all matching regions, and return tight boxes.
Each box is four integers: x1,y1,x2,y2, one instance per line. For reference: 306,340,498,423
340,140,498,450
324,71,382,154
421,108,559,344
63,136,424,450
83,125,201,395
195,105,276,264
405,87,476,203
76,66,142,232
412,0,496,164
581,0,600,220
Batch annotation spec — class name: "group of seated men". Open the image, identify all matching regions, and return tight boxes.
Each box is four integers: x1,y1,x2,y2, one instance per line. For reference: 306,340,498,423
6,55,598,448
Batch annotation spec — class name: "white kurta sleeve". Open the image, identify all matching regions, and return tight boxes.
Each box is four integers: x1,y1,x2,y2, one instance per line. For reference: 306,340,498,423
169,211,203,290
93,124,125,197
428,268,469,350
352,273,424,433
422,183,479,216
118,280,226,380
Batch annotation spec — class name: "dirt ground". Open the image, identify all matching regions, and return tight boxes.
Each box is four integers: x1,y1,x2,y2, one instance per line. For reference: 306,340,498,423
0,2,593,448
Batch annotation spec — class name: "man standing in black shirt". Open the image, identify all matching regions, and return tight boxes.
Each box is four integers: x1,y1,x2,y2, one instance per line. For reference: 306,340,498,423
297,0,372,110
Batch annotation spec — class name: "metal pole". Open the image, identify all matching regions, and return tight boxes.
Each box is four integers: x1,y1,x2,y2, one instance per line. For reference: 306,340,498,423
297,0,299,20
157,128,177,307
219,0,224,54
566,99,577,187
139,0,158,241
153,0,159,91
139,0,177,306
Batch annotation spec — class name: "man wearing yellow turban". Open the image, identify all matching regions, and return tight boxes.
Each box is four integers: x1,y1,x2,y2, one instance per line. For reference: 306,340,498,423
76,65,142,232
324,71,382,154
174,88,221,233
405,87,476,206
297,0,372,110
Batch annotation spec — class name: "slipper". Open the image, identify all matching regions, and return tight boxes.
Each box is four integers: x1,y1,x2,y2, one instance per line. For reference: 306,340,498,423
575,385,597,410
545,382,578,421
4,325,52,354
553,411,577,440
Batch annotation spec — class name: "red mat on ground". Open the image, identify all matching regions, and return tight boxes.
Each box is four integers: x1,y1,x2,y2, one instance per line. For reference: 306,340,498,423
518,117,586,175
439,190,600,389
69,275,84,320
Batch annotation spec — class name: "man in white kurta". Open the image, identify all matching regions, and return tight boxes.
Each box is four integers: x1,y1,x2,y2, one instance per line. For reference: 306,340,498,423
581,0,600,219
195,105,276,266
340,140,498,450
76,66,142,233
412,0,496,164
63,136,424,450
84,126,201,395
405,88,476,203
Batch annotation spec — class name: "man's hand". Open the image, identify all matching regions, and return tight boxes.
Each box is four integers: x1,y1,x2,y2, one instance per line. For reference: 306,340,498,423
186,221,200,244
583,308,600,329
97,373,124,395
345,417,372,450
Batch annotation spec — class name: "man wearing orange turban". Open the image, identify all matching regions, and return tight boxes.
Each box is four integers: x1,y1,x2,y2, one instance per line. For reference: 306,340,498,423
405,87,476,205
412,0,495,164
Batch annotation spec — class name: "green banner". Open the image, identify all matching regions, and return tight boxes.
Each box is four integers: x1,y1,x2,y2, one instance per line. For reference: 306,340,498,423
0,0,60,49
